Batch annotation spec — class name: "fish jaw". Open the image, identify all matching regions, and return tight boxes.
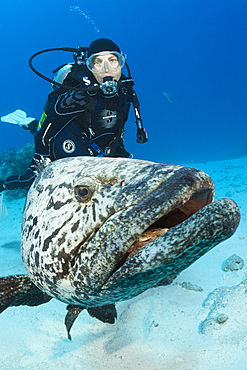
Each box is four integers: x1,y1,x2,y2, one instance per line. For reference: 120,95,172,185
101,198,240,298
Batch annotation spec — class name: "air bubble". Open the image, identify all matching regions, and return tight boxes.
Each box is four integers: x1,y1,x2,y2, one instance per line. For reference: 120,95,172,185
69,6,100,33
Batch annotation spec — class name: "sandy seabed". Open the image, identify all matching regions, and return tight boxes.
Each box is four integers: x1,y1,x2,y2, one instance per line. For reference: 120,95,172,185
1,157,247,370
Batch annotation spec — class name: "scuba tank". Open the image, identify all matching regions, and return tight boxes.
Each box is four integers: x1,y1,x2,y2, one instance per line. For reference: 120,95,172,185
51,64,73,90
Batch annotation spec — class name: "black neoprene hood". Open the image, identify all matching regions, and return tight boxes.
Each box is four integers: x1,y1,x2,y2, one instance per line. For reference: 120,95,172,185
87,38,121,58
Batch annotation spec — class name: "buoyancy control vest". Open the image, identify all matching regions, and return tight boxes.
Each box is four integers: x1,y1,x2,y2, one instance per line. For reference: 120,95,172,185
37,64,134,159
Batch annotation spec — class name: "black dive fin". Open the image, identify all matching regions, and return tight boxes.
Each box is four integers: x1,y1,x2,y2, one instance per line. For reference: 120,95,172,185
87,304,117,324
65,304,84,340
0,274,52,314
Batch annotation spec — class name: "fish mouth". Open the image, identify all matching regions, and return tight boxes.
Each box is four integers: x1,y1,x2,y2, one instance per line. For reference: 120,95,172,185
126,188,213,259
88,166,215,292
115,186,214,270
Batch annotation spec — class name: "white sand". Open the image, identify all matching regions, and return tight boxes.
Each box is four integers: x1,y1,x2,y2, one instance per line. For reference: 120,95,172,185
1,157,247,370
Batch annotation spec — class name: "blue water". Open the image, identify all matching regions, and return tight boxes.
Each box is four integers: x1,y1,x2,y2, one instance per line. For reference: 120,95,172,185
0,0,246,164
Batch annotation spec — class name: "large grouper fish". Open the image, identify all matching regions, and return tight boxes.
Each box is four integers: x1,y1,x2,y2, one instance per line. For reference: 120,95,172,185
0,157,240,339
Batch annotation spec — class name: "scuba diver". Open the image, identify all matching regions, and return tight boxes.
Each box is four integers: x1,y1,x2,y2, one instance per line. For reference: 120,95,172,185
0,38,148,193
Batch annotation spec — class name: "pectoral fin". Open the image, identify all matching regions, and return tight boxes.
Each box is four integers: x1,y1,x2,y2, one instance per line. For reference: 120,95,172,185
0,274,52,313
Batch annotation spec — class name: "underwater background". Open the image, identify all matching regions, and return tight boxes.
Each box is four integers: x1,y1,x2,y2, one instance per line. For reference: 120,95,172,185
0,0,246,165
1,2,247,369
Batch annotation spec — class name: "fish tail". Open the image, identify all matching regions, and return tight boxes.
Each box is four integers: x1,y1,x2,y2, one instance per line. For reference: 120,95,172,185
0,274,52,314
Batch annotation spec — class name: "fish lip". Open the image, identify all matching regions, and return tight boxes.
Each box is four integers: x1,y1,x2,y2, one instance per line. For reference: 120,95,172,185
112,186,214,272
88,167,215,289
123,167,215,248
102,198,240,296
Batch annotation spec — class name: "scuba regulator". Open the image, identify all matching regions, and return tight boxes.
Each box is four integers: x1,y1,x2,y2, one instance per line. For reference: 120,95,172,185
100,77,118,95
29,45,148,144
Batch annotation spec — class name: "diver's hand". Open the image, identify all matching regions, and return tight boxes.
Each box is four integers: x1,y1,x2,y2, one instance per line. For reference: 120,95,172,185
136,128,148,144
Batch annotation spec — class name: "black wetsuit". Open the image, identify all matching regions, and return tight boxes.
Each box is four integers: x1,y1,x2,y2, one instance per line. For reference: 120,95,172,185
1,65,134,191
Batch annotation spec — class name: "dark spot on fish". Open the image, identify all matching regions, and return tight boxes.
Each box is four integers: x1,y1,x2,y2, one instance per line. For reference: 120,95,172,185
71,220,80,233
42,215,73,252
92,203,96,222
35,252,40,267
58,233,66,246
58,182,70,189
27,216,38,234
44,184,55,196
56,248,71,276
44,274,53,286
36,183,44,193
46,196,73,211
28,244,34,265
34,230,39,239
26,214,33,222
106,205,116,216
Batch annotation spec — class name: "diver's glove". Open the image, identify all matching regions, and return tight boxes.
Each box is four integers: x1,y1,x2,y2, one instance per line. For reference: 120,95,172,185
1,110,38,135
136,128,148,144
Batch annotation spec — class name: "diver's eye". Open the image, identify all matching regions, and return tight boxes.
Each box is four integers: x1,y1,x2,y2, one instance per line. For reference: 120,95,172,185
109,57,118,67
75,186,91,202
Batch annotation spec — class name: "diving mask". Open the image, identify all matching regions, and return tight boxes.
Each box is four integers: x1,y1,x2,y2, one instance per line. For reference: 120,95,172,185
86,51,126,73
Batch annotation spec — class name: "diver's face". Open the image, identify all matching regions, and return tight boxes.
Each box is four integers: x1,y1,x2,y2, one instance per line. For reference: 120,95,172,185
91,53,122,84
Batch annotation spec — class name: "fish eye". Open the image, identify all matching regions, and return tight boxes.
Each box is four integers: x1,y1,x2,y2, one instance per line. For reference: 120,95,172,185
74,177,96,203
75,186,91,202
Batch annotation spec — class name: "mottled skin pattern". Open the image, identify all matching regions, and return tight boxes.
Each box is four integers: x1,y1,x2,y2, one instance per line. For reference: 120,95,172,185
20,157,240,308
